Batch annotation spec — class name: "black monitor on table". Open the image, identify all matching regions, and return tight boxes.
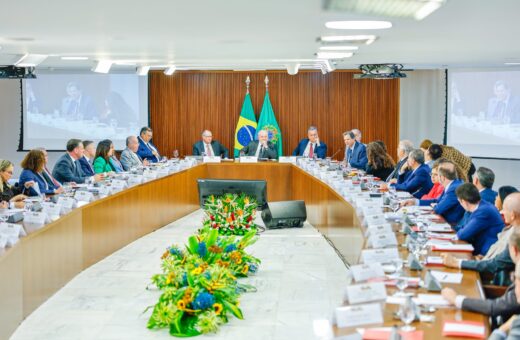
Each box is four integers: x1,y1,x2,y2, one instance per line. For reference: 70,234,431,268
197,179,267,209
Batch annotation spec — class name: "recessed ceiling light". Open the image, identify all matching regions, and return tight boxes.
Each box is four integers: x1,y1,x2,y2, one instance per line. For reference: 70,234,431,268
92,60,112,73
164,65,176,75
320,35,377,45
15,54,48,67
325,21,392,30
319,45,359,51
316,52,354,59
61,56,89,60
415,1,443,20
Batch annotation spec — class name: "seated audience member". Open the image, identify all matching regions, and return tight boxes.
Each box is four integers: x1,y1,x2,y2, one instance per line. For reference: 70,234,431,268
419,139,433,154
455,183,504,255
382,149,433,198
193,130,229,158
53,139,103,184
386,140,414,182
421,161,444,200
78,140,95,177
488,265,520,340
19,150,63,196
36,147,62,189
343,130,367,169
110,155,124,173
0,159,32,208
120,136,149,171
292,126,327,159
137,126,161,163
241,130,277,159
474,166,498,203
403,161,465,224
93,139,117,174
440,144,473,181
442,227,520,323
373,140,387,152
351,128,364,145
365,142,395,180
425,143,442,168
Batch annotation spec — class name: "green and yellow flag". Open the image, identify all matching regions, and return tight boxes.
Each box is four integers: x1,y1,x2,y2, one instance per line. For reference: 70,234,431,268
256,90,283,156
234,93,257,157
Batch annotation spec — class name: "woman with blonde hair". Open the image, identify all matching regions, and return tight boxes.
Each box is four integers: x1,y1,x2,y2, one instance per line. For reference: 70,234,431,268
0,159,33,208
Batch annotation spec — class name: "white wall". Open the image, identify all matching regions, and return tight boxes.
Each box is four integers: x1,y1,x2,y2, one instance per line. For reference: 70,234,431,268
399,70,520,189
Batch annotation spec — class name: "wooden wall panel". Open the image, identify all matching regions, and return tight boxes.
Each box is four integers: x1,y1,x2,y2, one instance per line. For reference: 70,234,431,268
149,70,400,160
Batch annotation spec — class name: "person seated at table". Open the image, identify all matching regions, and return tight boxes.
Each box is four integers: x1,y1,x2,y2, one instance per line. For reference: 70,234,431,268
365,142,395,180
192,130,229,158
241,130,277,159
373,140,387,152
93,139,117,174
78,140,96,177
454,183,504,256
36,147,62,189
292,126,327,159
19,149,63,196
441,228,520,324
381,149,433,198
53,139,104,184
351,128,364,145
425,143,443,169
343,130,367,169
421,161,444,200
489,268,520,340
137,126,161,163
419,139,433,155
386,140,414,182
442,193,520,286
0,159,32,208
473,166,498,204
120,136,149,171
110,155,124,173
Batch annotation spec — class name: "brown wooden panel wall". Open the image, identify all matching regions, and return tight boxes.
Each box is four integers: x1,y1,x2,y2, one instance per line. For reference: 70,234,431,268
149,70,400,159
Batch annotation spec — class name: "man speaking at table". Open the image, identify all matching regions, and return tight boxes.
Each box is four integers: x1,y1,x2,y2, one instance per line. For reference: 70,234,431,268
240,130,277,159
292,126,327,159
192,130,229,158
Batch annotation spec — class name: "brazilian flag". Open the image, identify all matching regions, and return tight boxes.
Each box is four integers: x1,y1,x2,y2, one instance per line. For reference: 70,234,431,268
256,91,283,156
234,93,257,157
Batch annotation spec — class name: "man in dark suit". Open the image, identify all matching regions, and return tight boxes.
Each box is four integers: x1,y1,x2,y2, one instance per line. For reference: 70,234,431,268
77,140,95,177
487,81,520,124
241,130,277,159
292,126,327,159
489,265,520,339
343,130,367,169
192,130,229,158
384,149,433,198
52,139,104,184
386,140,414,182
137,126,161,163
61,82,98,120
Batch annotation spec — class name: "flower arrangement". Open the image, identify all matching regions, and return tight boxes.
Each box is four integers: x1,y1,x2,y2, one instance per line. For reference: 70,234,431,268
146,228,260,337
202,193,258,235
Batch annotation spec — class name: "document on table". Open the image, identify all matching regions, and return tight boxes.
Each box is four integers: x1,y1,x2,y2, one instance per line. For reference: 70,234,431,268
414,294,451,307
431,244,474,252
346,282,387,305
335,303,383,328
430,270,463,284
442,321,485,339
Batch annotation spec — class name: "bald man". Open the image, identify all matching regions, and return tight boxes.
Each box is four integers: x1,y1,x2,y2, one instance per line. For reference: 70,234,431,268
192,130,229,158
240,130,278,159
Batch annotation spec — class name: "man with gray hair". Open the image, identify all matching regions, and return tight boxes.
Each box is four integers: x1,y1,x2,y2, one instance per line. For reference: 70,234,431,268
192,130,229,158
241,130,278,159
474,166,497,204
292,126,327,159
386,139,414,182
351,128,363,144
120,136,149,171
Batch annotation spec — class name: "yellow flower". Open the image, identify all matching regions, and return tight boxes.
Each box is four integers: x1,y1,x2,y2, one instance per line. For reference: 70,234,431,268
237,209,244,217
241,265,249,275
192,267,203,275
244,198,249,205
213,303,223,315
165,272,174,285
177,300,186,310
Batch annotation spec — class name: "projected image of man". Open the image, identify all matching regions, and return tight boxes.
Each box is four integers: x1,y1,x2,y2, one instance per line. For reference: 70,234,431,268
487,81,520,124
61,82,98,120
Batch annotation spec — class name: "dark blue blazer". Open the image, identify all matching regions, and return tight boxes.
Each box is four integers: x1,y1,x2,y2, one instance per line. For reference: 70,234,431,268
457,200,504,256
193,141,229,158
52,153,89,184
393,164,433,199
19,169,60,196
481,188,498,204
137,137,160,163
77,156,95,177
420,179,465,225
345,141,368,169
292,139,327,159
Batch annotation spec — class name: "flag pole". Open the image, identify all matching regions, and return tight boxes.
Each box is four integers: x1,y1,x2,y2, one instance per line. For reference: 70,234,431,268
245,76,250,94
264,75,269,90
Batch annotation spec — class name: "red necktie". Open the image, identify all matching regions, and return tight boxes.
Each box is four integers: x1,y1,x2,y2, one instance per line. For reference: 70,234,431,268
309,143,314,158
45,167,61,187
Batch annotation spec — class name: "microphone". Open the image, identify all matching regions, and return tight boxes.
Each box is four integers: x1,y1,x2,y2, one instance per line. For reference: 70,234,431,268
330,148,343,160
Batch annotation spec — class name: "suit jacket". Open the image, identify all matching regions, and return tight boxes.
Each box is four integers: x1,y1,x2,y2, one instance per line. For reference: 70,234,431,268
487,95,520,124
77,156,95,177
19,169,59,196
419,179,465,224
462,284,520,322
292,138,327,159
345,141,368,169
93,157,115,174
137,136,160,163
120,148,143,171
0,182,23,203
489,316,520,340
192,141,229,158
52,153,89,184
393,164,433,199
481,188,498,204
456,200,505,255
386,157,408,182
241,141,278,159
462,247,514,275
61,94,98,120
110,157,124,173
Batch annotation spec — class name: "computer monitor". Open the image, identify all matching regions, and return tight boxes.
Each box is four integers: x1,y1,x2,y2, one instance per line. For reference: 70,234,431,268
197,179,267,209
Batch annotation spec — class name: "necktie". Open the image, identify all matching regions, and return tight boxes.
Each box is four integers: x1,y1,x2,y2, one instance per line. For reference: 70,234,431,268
205,144,213,156
347,148,353,164
44,167,61,187
309,143,314,158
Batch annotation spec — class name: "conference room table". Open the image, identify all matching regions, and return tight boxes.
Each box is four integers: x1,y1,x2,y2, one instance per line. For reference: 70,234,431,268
0,161,489,339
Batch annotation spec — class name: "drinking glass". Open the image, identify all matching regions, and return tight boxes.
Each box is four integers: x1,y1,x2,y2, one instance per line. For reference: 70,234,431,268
394,277,408,297
399,296,416,332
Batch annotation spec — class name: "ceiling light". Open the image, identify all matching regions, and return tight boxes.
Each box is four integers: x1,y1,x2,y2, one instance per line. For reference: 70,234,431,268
414,1,443,20
286,64,300,75
164,65,176,75
61,56,89,60
316,52,354,59
136,65,150,76
325,21,392,30
324,60,335,72
505,62,520,66
14,54,48,67
319,46,359,51
320,35,377,45
92,60,112,73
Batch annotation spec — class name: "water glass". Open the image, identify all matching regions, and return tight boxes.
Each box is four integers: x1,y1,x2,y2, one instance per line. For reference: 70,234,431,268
399,296,416,332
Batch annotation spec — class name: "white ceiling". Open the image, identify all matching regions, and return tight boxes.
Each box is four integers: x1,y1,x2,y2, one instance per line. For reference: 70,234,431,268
1,0,520,71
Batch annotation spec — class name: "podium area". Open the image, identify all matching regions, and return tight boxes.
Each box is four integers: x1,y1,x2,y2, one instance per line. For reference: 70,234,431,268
0,163,488,339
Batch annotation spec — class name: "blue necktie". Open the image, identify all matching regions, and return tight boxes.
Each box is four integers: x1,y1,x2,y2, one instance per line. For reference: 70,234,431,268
347,148,353,164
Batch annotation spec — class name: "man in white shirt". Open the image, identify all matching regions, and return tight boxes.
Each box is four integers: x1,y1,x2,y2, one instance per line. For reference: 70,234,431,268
241,130,278,159
192,130,229,158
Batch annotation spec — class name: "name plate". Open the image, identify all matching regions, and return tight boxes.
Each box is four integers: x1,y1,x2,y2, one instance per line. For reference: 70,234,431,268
23,211,47,226
368,232,398,249
203,156,222,163
0,222,25,246
278,156,297,164
157,168,170,177
0,235,7,248
111,179,127,190
361,248,400,264
346,282,387,305
362,206,381,216
365,223,393,237
350,263,385,282
143,169,158,179
41,202,61,218
365,214,386,226
127,174,144,186
97,186,111,196
57,196,75,209
74,190,93,202
335,303,383,328
345,186,362,194
240,156,258,163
